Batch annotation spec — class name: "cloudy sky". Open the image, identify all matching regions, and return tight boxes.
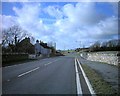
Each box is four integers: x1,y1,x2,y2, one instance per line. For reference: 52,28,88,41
1,1,118,50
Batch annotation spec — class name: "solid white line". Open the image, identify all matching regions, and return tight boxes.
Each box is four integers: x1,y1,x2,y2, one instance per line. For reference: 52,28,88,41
75,58,83,95
76,59,96,96
18,67,39,77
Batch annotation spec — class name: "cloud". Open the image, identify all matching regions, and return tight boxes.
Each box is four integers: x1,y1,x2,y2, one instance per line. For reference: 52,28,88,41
13,3,41,23
47,2,117,49
53,2,106,37
97,16,118,38
62,3,99,25
2,2,118,49
44,5,63,19
83,16,118,39
2,15,17,29
2,0,119,2
12,3,55,40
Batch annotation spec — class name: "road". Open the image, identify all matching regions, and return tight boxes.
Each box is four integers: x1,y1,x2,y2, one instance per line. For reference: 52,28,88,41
2,56,92,95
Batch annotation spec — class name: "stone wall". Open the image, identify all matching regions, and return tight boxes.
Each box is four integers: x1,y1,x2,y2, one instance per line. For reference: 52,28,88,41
80,51,119,66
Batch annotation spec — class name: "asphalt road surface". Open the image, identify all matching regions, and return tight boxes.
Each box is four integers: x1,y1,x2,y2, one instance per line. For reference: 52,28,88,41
2,56,92,95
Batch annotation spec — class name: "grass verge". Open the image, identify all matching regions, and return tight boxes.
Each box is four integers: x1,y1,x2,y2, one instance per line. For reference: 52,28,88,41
92,60,119,67
81,64,118,95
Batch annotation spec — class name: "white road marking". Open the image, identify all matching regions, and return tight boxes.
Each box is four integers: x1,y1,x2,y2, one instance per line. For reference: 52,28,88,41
7,79,10,82
5,58,61,82
44,62,52,66
75,58,83,95
76,59,96,96
17,58,60,77
18,67,39,77
4,57,61,68
44,59,60,66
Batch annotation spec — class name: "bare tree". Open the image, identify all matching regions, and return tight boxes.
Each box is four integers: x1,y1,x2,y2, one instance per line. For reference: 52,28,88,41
90,41,101,49
2,25,33,46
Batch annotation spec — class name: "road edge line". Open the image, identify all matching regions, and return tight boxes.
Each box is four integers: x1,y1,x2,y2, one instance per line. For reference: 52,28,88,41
75,58,83,95
76,58,96,96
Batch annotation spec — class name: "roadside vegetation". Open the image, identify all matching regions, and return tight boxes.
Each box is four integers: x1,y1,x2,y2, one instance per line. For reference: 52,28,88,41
81,64,118,95
2,58,37,67
75,39,120,52
2,25,64,67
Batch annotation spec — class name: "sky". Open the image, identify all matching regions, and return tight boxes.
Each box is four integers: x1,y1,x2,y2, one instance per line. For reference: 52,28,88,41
1,1,118,50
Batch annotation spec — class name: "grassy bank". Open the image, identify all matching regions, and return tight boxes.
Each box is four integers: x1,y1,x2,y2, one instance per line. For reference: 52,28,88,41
81,64,118,95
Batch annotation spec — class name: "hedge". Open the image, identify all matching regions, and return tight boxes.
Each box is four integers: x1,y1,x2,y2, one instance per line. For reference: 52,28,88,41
2,53,28,64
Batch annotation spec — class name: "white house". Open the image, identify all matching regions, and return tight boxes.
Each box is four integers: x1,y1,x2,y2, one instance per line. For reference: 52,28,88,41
35,40,51,57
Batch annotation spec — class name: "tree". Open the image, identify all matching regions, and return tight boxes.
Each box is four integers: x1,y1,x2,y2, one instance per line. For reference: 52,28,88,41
101,41,107,48
2,25,27,46
2,25,35,53
2,25,35,46
90,41,100,48
89,39,120,52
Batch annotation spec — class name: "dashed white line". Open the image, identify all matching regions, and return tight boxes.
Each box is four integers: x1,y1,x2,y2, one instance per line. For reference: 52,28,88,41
44,59,60,66
17,59,60,78
44,62,52,66
7,79,10,82
18,67,40,77
76,58,96,96
75,58,83,95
